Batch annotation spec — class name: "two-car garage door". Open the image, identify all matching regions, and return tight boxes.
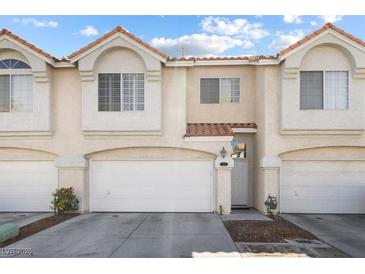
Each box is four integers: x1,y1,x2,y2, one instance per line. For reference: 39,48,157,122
90,160,213,212
280,160,365,213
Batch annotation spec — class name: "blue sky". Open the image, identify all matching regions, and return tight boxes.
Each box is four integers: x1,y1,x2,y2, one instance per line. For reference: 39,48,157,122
1,15,365,58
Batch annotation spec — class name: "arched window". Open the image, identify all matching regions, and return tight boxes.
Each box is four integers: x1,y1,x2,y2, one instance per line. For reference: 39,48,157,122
0,59,32,112
0,59,31,69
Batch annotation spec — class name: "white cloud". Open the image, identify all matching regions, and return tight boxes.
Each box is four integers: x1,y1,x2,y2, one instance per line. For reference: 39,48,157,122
79,25,99,37
310,21,318,26
269,29,305,50
13,18,58,28
200,16,269,40
151,33,247,56
283,15,303,24
318,15,343,23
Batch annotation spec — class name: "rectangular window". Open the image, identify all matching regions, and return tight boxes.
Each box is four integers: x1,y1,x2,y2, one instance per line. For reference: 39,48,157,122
300,71,348,110
221,78,240,103
122,73,144,111
200,78,220,104
98,73,144,112
98,73,121,111
324,71,349,110
200,78,240,104
0,75,10,112
0,74,33,112
300,71,323,109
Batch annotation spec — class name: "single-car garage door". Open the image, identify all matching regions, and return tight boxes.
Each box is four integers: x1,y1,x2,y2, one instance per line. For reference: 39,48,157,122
0,161,58,212
280,160,365,213
90,160,213,212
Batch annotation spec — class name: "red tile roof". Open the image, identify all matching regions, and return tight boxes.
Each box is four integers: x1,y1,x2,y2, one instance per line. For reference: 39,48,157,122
68,26,168,60
0,28,57,61
277,23,365,57
185,123,257,137
168,55,276,62
2,23,365,66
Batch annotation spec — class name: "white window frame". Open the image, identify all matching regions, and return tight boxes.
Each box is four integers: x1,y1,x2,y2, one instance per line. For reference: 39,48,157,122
98,72,145,112
300,70,349,110
0,69,34,113
200,77,240,104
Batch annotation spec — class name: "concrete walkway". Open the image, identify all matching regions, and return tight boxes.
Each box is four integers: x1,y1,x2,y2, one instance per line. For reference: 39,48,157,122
0,212,52,227
2,213,240,258
282,214,365,258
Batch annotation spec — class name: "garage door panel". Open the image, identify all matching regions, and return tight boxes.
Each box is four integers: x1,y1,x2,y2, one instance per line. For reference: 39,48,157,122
0,161,58,212
91,160,213,212
281,199,365,214
281,160,365,213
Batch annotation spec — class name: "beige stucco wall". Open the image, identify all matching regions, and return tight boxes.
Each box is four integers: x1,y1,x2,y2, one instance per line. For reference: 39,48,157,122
81,46,162,133
2,29,365,214
0,46,52,134
186,66,256,123
0,63,232,213
281,43,364,132
253,33,365,213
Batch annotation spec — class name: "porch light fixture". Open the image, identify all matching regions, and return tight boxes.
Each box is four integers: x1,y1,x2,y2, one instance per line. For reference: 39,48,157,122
220,146,227,158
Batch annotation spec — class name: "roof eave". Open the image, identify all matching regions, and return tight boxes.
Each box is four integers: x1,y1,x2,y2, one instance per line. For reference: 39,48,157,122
68,28,167,64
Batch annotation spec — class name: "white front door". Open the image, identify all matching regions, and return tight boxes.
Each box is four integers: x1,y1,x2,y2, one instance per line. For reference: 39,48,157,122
231,159,249,207
281,160,365,213
0,161,58,212
90,160,213,212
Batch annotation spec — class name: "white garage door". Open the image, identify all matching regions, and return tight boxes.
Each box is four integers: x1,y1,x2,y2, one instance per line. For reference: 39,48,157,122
280,160,365,213
0,161,58,212
91,160,213,212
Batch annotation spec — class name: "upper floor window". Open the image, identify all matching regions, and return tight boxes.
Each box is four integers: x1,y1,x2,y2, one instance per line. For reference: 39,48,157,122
98,73,144,112
0,59,31,69
0,59,33,112
200,78,240,104
300,71,348,110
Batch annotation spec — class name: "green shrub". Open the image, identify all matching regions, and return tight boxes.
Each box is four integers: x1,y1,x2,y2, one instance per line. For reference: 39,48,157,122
51,187,79,215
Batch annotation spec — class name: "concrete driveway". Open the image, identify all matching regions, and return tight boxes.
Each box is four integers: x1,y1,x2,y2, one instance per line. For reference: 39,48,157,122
2,213,240,258
282,214,365,258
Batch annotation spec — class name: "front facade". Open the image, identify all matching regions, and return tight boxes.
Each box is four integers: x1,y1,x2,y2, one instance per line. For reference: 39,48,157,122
0,23,364,214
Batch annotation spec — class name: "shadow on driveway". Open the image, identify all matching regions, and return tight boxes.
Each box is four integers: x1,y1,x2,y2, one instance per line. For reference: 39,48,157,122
2,213,240,258
282,214,365,258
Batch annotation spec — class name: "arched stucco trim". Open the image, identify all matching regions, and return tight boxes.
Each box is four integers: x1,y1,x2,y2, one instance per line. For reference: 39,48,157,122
93,46,147,72
0,146,58,160
85,146,217,160
0,48,31,67
279,146,365,160
299,42,356,69
0,38,48,72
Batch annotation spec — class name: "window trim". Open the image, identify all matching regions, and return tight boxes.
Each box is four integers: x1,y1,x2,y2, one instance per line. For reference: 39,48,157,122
299,70,349,110
97,72,145,112
200,77,240,104
0,73,34,113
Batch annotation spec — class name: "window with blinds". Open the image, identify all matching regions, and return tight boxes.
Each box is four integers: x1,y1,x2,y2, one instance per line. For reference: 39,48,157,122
200,78,240,104
122,73,144,111
98,73,121,111
200,78,220,104
98,73,145,112
0,74,33,112
300,71,348,110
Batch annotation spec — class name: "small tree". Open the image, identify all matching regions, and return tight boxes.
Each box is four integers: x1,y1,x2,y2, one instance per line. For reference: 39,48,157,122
51,187,79,215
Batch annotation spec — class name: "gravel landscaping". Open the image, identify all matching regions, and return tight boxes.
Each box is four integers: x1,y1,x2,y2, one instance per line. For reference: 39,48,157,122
0,213,79,248
223,216,318,243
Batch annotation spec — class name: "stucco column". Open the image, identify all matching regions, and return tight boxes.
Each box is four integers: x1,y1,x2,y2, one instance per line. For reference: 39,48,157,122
54,156,89,213
256,156,281,214
215,157,234,215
